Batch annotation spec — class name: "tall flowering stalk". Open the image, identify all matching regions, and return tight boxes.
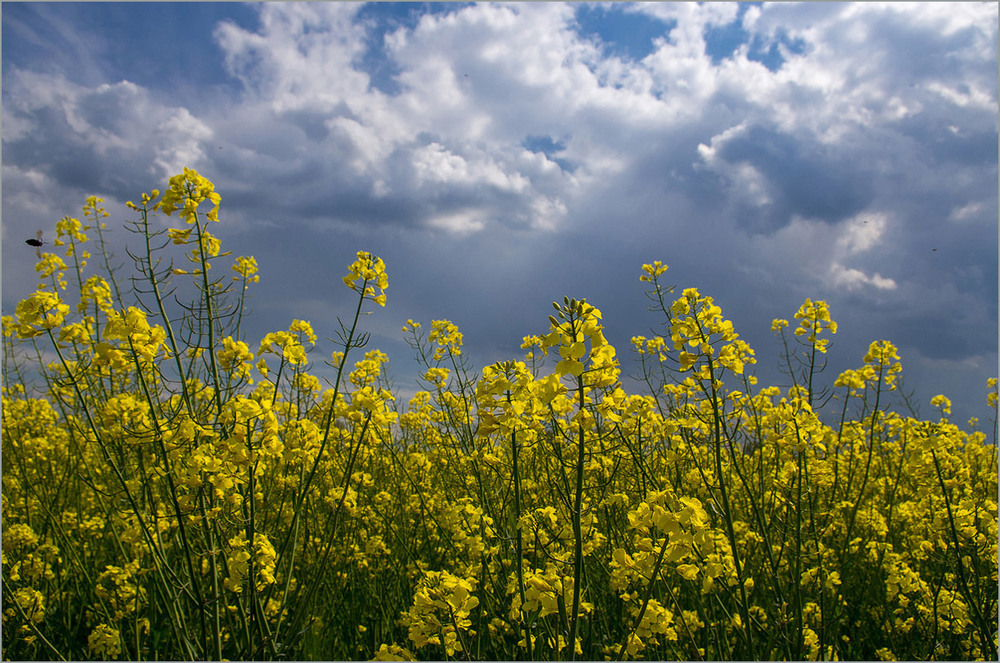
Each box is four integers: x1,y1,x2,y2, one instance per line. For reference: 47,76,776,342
538,296,619,659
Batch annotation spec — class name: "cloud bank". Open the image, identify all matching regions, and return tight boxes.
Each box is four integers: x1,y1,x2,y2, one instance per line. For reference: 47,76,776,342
3,2,997,425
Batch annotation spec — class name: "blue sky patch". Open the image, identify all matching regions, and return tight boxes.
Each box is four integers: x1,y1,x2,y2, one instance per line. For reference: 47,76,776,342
573,3,674,62
2,3,256,100
355,2,474,95
703,3,755,64
522,135,576,173
747,31,808,72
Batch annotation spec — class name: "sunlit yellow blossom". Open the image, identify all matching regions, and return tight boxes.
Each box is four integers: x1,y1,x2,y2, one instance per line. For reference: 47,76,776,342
259,326,311,366
102,307,169,364
402,570,480,656
223,533,278,593
125,188,160,211
428,319,463,360
218,337,255,380
423,366,450,388
863,340,903,390
343,250,388,306
930,394,952,417
58,319,93,346
288,319,317,345
159,167,221,224
350,349,391,388
793,298,837,353
14,290,70,337
640,260,668,282
55,215,89,246
34,252,67,287
167,227,193,244
79,275,114,314
232,255,260,286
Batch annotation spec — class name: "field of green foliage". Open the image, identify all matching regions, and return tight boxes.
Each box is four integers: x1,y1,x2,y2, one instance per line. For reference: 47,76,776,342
3,169,997,661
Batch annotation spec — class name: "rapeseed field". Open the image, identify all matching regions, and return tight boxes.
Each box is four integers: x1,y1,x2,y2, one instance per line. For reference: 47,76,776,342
3,170,996,660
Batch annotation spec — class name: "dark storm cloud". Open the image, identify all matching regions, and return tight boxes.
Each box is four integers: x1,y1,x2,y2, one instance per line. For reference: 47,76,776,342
709,124,876,232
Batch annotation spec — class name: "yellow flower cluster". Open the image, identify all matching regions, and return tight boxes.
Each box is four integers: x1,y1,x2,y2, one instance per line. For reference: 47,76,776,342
103,306,170,365
87,624,121,658
343,250,388,306
540,297,617,384
401,570,480,656
224,532,278,593
232,255,260,288
159,167,221,224
95,561,144,620
258,319,316,367
669,288,755,378
793,298,838,352
13,291,70,337
428,319,464,360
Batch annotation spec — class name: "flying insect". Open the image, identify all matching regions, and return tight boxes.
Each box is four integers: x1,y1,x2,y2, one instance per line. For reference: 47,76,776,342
25,230,43,248
25,230,43,258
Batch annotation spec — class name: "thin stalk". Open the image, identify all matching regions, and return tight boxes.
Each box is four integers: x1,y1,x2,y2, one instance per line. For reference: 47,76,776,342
841,365,884,556
509,409,533,660
135,202,195,417
191,210,225,417
568,371,587,661
701,334,755,658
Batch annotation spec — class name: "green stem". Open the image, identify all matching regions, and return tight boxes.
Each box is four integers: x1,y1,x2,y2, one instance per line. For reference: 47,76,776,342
568,371,587,661
509,409,533,660
191,207,225,418
700,327,755,658
136,202,195,417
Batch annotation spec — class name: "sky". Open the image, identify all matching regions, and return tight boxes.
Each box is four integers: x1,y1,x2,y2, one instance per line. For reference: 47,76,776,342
2,2,998,427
